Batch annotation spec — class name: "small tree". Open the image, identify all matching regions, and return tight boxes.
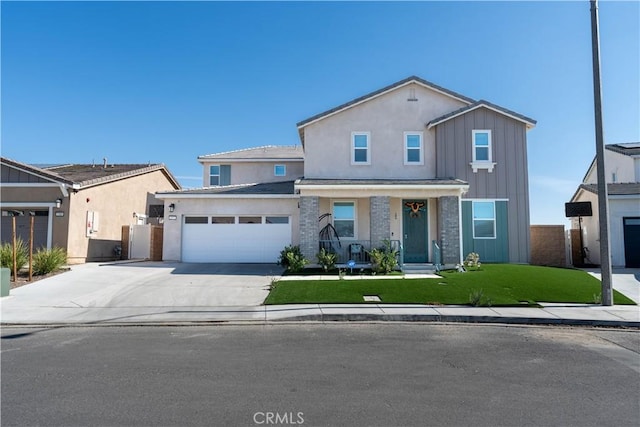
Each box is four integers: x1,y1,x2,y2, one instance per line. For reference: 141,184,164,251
277,245,308,273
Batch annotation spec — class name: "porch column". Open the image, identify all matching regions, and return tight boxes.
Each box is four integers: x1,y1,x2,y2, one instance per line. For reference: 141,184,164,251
370,196,390,249
438,195,461,265
299,196,319,262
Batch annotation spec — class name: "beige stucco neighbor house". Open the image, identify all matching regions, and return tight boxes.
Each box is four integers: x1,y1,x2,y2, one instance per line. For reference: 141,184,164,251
157,76,536,267
569,143,640,267
1,157,180,264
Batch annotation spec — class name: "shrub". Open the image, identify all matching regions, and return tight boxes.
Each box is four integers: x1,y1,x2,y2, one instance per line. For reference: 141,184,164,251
0,238,28,271
463,252,481,270
277,245,308,273
368,240,399,274
316,248,337,272
32,247,67,276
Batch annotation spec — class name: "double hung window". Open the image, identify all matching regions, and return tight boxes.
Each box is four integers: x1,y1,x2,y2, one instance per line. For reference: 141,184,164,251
351,132,370,165
404,132,423,165
209,165,231,186
472,201,496,239
471,130,495,172
333,201,355,238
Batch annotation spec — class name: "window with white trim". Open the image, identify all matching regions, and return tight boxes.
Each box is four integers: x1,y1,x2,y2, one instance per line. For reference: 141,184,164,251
472,201,496,239
209,164,230,186
470,130,495,173
274,165,286,177
351,132,370,165
209,165,220,186
333,201,356,238
404,132,423,165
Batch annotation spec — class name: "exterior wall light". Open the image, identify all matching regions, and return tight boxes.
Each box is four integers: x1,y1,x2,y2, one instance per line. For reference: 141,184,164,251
169,203,175,213
55,199,62,208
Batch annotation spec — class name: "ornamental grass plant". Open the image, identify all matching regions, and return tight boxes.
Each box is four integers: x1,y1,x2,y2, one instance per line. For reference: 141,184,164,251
32,247,67,276
0,238,28,271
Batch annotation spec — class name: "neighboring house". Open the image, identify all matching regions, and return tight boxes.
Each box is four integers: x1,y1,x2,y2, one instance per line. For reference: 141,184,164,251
1,158,181,263
569,143,640,267
158,76,536,267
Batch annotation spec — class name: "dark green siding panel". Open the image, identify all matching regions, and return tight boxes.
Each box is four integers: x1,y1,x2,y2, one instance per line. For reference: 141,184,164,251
461,200,509,263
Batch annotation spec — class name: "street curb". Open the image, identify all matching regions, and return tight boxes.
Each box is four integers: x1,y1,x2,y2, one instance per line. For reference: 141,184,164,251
271,314,640,328
2,315,638,328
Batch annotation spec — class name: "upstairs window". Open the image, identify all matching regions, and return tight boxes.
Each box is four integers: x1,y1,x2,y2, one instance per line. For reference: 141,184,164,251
209,165,220,185
404,132,424,165
209,165,231,186
473,130,491,161
351,132,370,165
471,130,495,173
274,165,286,177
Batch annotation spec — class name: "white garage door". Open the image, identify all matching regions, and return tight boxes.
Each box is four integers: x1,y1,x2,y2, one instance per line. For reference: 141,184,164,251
182,215,291,263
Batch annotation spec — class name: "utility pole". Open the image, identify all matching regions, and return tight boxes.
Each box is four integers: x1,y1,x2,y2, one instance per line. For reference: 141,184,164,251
12,214,18,282
590,0,613,306
29,212,35,281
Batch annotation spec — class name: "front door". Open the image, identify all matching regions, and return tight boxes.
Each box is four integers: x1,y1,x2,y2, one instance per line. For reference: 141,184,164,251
403,200,428,263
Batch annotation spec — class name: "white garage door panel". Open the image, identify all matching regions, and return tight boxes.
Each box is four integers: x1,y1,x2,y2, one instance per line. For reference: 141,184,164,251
182,222,290,263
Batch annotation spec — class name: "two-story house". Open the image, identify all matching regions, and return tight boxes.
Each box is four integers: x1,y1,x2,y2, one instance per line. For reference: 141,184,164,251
158,76,536,267
569,143,640,267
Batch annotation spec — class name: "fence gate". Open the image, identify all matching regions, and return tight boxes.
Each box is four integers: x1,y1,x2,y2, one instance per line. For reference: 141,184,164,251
129,224,152,260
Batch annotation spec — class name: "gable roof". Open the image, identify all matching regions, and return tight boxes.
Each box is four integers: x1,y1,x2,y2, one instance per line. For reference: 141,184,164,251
198,145,303,162
295,76,476,143
1,157,181,190
427,99,536,129
572,183,640,201
605,143,640,157
579,143,640,183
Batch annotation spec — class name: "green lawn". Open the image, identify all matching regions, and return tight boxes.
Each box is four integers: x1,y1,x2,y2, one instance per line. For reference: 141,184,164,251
264,264,636,306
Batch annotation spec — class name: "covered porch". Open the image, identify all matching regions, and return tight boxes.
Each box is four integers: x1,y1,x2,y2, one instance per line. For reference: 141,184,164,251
295,179,469,270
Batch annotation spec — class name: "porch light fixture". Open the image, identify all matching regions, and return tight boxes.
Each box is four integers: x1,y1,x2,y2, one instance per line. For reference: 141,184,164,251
55,198,62,208
169,203,175,213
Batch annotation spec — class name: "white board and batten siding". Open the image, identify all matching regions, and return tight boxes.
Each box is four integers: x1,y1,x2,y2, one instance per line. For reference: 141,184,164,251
181,214,291,263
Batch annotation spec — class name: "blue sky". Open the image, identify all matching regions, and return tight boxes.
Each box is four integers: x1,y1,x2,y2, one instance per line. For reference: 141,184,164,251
2,1,639,226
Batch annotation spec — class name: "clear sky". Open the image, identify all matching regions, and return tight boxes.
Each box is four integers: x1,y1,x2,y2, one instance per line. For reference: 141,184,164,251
2,1,639,226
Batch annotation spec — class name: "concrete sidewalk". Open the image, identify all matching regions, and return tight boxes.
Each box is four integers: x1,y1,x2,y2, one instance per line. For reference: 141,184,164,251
1,263,638,327
0,303,638,327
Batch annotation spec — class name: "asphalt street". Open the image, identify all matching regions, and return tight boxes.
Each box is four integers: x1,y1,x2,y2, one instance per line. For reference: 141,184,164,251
1,324,639,427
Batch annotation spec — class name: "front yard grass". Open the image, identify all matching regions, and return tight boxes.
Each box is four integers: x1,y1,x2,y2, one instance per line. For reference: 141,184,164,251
264,264,636,306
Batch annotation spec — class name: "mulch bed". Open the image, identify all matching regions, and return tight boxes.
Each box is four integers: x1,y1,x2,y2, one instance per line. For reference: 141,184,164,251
8,268,71,290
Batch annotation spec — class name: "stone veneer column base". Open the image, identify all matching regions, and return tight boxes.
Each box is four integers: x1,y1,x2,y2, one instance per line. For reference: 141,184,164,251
370,196,391,249
438,196,461,265
299,196,319,262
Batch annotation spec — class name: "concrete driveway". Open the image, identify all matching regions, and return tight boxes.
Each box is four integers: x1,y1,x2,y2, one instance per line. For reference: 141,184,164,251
1,261,282,323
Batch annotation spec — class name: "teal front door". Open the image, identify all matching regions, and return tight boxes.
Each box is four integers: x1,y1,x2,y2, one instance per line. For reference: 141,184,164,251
403,200,428,263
